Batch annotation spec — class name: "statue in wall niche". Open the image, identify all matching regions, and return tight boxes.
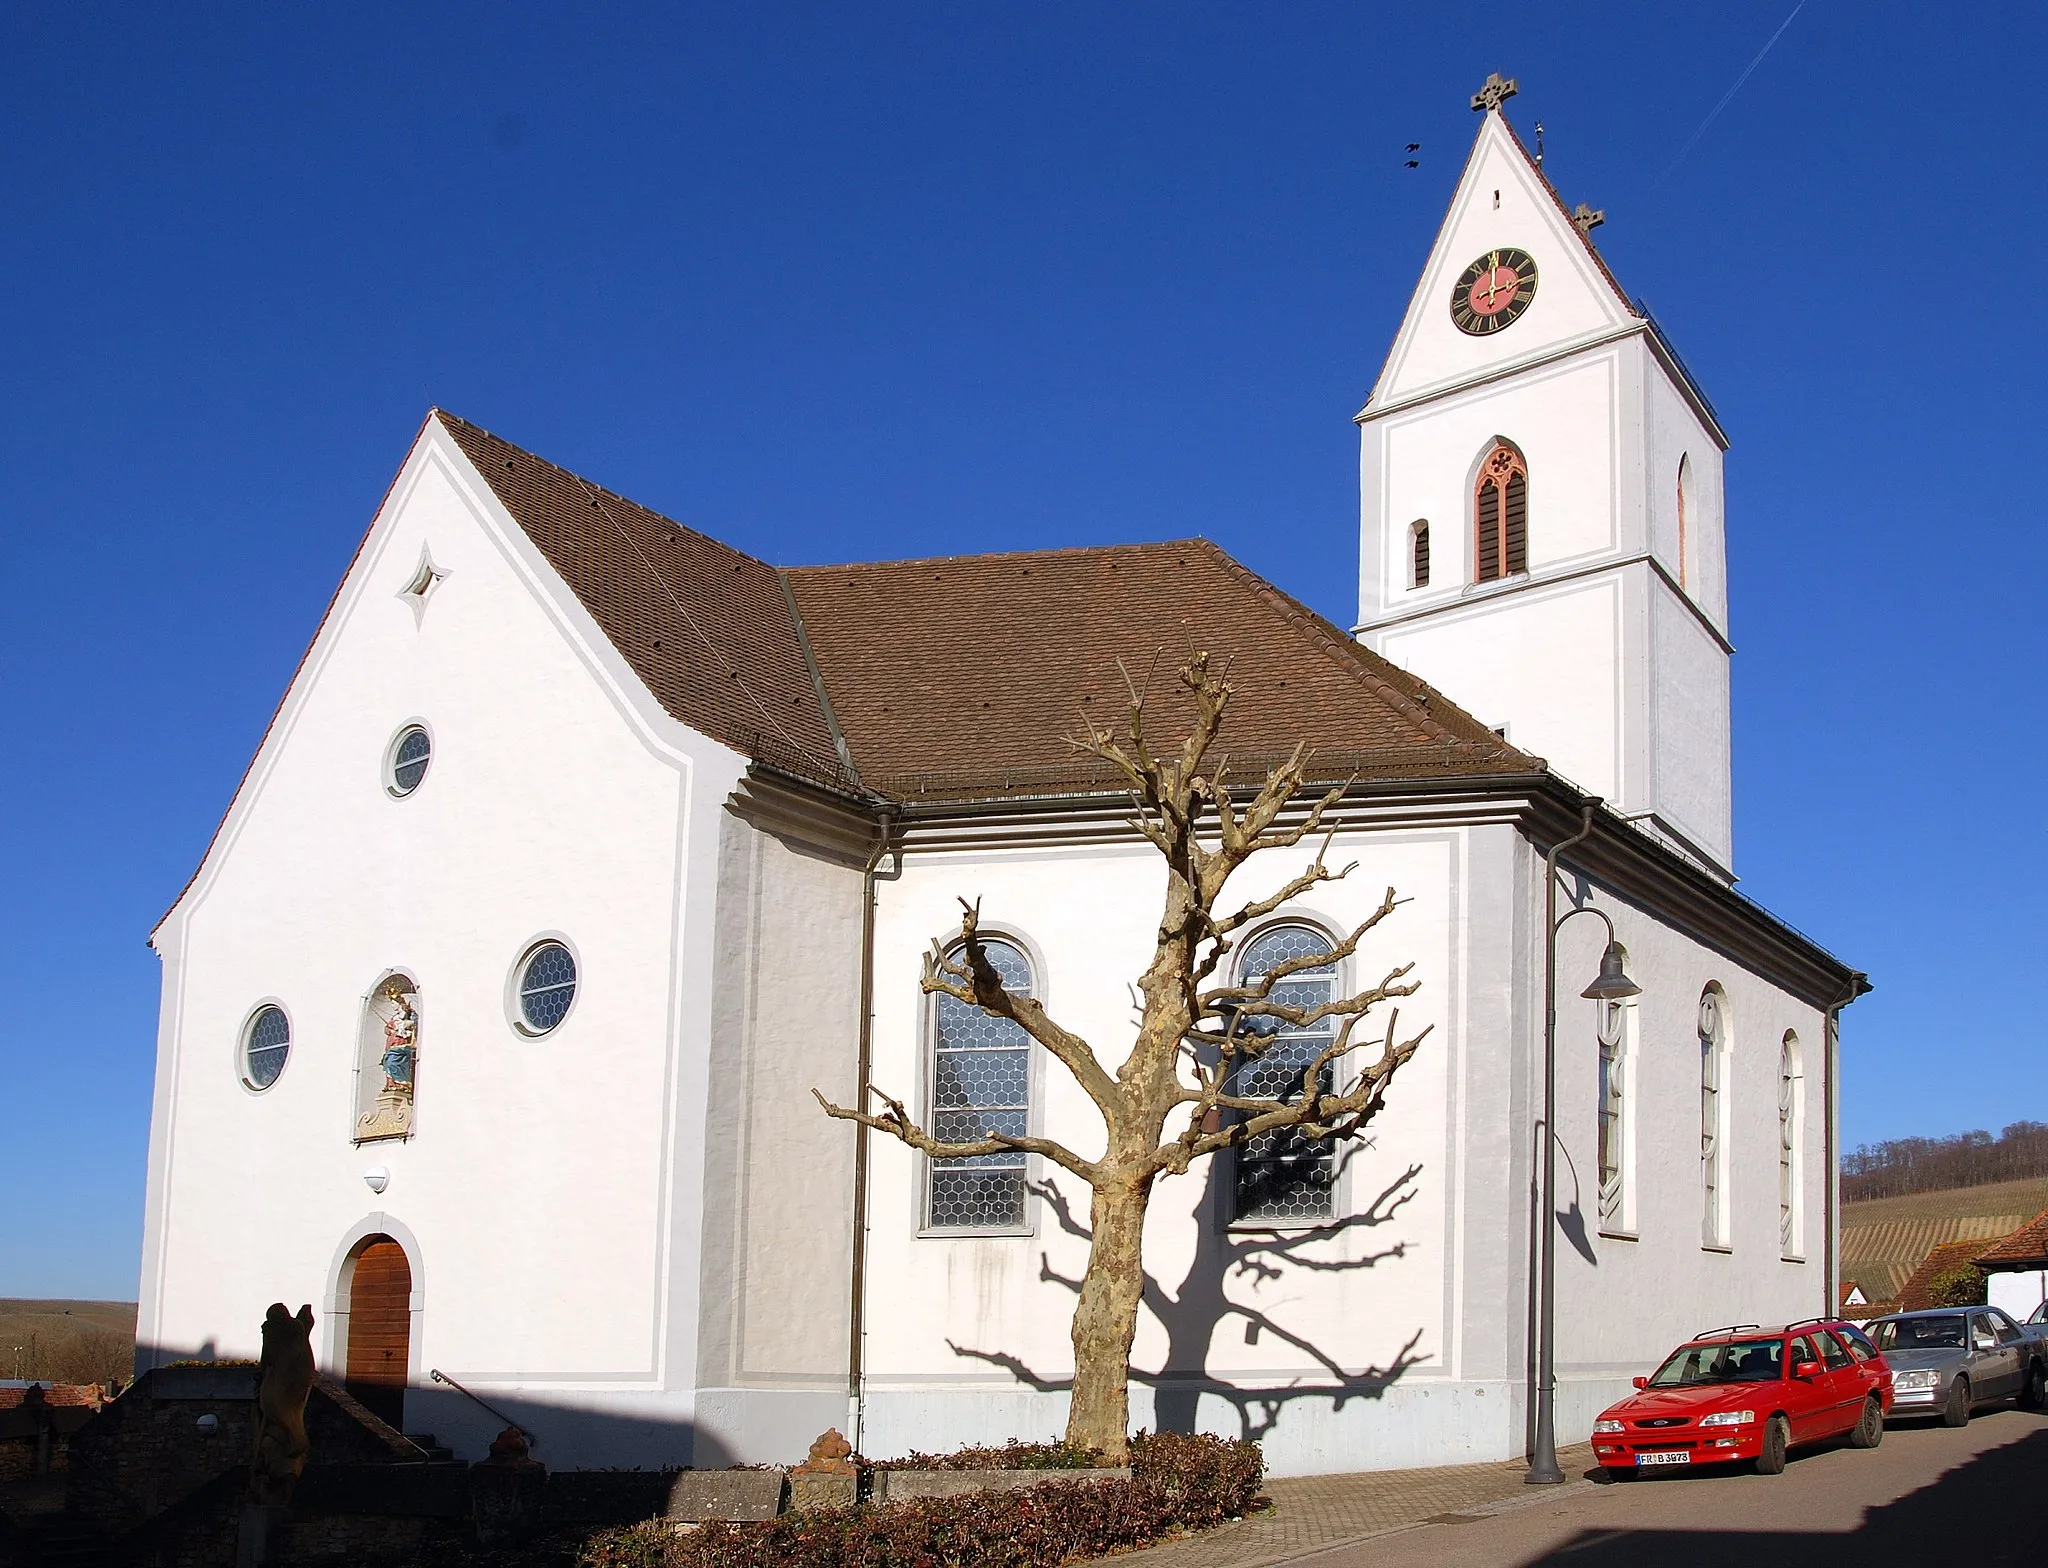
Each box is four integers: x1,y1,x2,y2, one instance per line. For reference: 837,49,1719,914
249,1304,316,1505
355,979,419,1142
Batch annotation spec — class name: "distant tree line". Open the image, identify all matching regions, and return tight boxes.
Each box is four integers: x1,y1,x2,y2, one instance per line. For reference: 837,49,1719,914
1842,1121,2048,1202
6,1325,132,1387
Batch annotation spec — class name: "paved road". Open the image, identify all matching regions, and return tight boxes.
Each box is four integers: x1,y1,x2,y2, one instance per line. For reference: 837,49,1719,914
1299,1408,2047,1568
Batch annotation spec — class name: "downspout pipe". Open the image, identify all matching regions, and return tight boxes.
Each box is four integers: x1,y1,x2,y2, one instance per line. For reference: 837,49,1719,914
1823,970,1870,1316
847,806,899,1454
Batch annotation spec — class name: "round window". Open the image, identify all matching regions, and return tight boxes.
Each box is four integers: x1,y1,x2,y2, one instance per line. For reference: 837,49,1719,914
241,1005,291,1090
387,725,432,796
517,942,577,1034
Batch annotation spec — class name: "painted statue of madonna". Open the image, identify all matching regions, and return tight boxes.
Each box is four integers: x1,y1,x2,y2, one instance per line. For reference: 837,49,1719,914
355,978,420,1142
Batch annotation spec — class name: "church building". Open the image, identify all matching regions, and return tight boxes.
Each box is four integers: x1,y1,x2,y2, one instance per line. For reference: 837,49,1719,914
136,86,1865,1477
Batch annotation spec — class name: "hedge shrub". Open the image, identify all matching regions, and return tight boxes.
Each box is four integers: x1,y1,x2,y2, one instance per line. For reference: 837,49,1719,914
577,1431,1264,1568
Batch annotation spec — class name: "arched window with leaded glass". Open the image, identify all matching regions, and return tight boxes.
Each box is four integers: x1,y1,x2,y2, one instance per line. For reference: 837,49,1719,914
926,936,1036,1232
1699,985,1729,1248
1230,924,1340,1225
1474,439,1528,583
1779,1032,1803,1258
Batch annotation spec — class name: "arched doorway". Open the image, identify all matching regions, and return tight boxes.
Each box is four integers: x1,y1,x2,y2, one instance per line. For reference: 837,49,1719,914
343,1235,412,1430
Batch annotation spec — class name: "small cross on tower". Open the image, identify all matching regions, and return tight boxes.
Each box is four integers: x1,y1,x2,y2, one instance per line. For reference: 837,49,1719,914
1572,203,1606,235
1470,73,1518,113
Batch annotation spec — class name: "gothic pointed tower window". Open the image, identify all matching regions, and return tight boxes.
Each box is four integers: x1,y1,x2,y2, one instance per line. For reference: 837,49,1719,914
1410,520,1431,588
1473,441,1527,582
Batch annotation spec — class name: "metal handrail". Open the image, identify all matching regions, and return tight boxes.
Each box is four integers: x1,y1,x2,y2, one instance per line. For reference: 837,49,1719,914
428,1368,530,1447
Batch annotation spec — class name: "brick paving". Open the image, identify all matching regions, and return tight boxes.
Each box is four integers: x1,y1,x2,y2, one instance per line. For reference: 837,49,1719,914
1092,1446,1598,1568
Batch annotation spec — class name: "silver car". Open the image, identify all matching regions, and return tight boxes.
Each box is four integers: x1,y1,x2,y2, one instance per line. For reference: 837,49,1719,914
1867,1307,2048,1424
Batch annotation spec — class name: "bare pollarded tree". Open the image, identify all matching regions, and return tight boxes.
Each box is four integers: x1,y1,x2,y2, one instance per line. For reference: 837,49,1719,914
815,652,1429,1462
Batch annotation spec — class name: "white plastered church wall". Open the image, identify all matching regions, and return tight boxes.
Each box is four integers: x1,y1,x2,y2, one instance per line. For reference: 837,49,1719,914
694,810,866,1466
1531,859,1830,1444
848,816,1834,1475
853,827,1480,1475
137,419,748,1466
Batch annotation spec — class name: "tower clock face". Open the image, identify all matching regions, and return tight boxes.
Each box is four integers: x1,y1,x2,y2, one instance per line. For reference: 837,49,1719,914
1450,248,1538,335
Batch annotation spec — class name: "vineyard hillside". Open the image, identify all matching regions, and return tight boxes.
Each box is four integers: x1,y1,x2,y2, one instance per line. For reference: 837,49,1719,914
1839,1177,2048,1305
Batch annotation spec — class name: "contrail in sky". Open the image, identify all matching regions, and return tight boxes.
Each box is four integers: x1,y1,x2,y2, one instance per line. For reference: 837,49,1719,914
1652,1,1807,188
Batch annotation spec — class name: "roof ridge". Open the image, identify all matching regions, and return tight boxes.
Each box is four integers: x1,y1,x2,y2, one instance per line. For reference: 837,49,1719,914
1490,113,1636,316
1193,540,1531,761
785,537,1206,574
431,409,775,576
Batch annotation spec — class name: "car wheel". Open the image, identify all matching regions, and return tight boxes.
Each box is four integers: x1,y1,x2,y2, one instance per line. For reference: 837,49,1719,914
2021,1361,2047,1412
1848,1396,1884,1449
1941,1377,1971,1428
1754,1414,1790,1475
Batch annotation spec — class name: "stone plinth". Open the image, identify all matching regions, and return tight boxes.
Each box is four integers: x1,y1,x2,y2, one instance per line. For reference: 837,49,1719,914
871,1467,1129,1503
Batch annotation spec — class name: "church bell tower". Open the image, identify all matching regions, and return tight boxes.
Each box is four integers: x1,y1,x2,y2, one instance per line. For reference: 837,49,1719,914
1356,76,1735,875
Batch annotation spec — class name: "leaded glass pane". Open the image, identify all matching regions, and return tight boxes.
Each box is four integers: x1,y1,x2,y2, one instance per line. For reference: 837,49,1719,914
928,937,1033,1229
929,1167,1026,1229
243,1005,290,1090
520,942,577,1032
1231,926,1337,1223
391,727,431,794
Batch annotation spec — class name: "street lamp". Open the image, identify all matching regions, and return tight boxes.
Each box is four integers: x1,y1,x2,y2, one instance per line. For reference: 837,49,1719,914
1527,803,1640,1486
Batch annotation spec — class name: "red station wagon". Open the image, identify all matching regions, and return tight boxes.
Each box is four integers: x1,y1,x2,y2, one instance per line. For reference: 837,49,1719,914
1592,1319,1894,1476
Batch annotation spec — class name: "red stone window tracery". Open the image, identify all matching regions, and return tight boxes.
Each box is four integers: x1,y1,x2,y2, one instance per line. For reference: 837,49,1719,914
1474,442,1528,583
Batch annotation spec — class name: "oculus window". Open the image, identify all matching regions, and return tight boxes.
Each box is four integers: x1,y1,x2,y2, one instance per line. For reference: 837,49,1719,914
387,725,432,796
517,942,578,1034
240,1005,291,1091
927,937,1034,1231
1230,925,1339,1224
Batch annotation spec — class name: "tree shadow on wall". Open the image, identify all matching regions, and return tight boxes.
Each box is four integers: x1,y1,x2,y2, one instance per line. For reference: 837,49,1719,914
947,1154,1429,1444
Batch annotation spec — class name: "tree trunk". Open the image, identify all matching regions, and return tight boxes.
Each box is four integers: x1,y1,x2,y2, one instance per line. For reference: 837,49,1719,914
1065,1175,1154,1463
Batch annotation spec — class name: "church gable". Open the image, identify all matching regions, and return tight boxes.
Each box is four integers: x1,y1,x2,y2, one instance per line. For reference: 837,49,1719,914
1368,104,1637,413
154,414,724,940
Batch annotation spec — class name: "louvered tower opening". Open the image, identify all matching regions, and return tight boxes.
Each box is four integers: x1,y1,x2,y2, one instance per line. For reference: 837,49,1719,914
1474,442,1528,583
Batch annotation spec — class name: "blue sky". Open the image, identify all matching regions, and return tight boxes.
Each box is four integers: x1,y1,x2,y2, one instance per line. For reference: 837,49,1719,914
3,3,2042,1300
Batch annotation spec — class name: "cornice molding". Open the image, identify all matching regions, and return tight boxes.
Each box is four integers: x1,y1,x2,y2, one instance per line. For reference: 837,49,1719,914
742,761,1862,1011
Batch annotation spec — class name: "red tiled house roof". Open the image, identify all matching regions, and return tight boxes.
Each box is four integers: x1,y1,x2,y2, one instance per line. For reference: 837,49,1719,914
1895,1239,1993,1313
1977,1209,2048,1271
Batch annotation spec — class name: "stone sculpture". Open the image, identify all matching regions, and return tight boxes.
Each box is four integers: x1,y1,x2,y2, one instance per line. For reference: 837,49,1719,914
249,1303,316,1505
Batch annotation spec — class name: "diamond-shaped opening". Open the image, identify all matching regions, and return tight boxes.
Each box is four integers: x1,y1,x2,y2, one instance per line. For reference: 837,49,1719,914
398,546,446,624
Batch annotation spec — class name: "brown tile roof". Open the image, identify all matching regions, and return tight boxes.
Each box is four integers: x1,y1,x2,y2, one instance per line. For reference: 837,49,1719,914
1894,1239,1993,1314
438,413,1531,803
1978,1209,2048,1270
434,412,852,787
786,540,1528,799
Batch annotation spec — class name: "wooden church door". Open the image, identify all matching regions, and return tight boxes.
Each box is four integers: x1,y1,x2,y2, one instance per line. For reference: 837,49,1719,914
343,1237,412,1430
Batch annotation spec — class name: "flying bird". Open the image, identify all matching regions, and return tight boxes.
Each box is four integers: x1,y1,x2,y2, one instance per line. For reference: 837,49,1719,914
1404,142,1421,169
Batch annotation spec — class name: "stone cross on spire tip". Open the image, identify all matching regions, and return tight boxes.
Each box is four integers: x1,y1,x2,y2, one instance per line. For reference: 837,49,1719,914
1471,73,1518,113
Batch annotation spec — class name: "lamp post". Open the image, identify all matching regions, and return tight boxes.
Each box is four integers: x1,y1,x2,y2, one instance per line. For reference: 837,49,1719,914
1527,803,1641,1485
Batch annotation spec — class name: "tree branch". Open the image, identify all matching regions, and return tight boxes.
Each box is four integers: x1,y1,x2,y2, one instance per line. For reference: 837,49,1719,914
812,1087,1102,1183
921,898,1125,1117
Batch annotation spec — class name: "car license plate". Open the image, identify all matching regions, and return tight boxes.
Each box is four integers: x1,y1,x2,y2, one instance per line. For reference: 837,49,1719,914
1636,1451,1690,1467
